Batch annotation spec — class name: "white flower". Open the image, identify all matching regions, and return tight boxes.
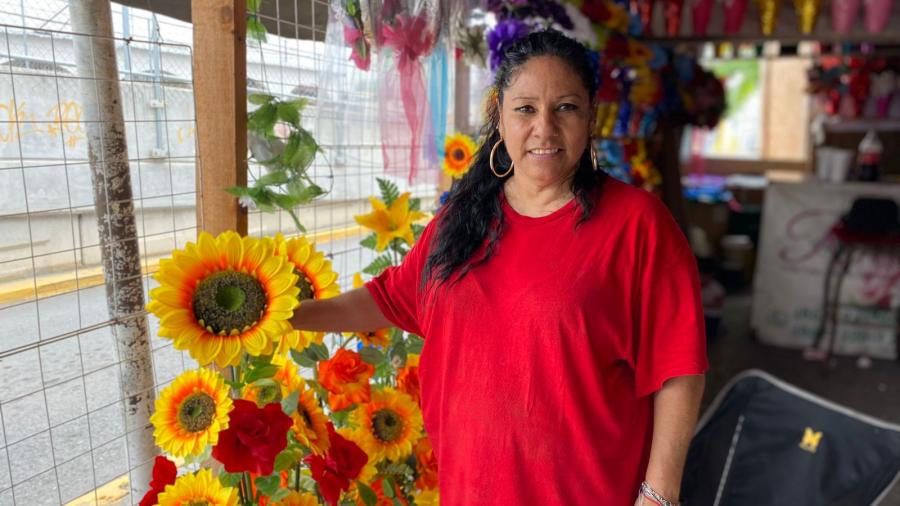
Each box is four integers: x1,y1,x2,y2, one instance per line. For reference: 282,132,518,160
238,195,257,210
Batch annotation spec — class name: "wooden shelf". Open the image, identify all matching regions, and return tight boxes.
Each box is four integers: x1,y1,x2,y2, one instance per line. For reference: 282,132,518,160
823,118,900,133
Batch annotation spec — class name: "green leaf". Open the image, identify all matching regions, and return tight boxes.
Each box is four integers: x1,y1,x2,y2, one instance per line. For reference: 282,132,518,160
357,481,377,506
363,254,393,276
358,346,385,365
291,348,316,368
382,476,395,498
359,233,378,250
248,102,277,134
277,102,301,128
274,449,299,472
287,97,309,111
247,16,268,43
218,471,243,488
389,339,407,364
409,198,421,211
284,129,319,171
270,488,291,502
247,0,262,12
376,178,400,205
251,378,277,389
255,169,290,187
407,335,424,354
307,342,330,361
224,186,253,197
254,474,282,497
281,389,300,416
244,364,279,383
248,92,274,105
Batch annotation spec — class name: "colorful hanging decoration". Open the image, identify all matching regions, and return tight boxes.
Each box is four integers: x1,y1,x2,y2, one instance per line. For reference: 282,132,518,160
757,0,782,35
794,0,823,33
831,0,861,33
664,0,685,35
690,0,715,35
340,0,370,70
378,13,436,184
807,55,900,120
863,0,894,33
723,0,750,34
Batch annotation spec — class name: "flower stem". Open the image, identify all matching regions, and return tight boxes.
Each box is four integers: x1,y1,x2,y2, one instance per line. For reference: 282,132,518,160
294,463,301,491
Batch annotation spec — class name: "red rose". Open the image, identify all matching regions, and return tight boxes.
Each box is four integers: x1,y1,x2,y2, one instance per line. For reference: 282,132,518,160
139,455,177,506
212,399,292,476
305,423,368,506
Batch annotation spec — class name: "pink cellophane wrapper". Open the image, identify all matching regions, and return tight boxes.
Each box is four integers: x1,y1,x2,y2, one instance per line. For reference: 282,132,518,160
832,0,861,32
378,14,436,184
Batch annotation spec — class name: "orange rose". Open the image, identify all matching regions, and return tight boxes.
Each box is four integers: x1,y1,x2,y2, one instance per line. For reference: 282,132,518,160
397,362,420,405
414,436,439,491
318,349,375,411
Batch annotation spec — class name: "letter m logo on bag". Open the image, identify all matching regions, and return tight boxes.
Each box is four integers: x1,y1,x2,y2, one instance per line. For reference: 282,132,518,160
799,427,823,453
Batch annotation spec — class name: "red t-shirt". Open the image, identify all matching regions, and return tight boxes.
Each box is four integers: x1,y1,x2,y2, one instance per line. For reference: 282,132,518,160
366,178,708,505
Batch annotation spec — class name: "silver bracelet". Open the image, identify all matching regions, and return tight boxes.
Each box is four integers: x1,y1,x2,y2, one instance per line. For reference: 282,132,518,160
639,481,680,506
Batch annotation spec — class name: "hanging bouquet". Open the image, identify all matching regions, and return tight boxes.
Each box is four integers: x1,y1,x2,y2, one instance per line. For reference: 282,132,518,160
141,179,437,506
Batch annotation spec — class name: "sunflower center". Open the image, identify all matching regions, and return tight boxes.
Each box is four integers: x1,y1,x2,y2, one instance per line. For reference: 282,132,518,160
177,393,216,433
299,405,313,427
452,148,465,161
185,501,209,506
372,408,404,443
295,269,315,301
192,271,267,335
256,384,282,406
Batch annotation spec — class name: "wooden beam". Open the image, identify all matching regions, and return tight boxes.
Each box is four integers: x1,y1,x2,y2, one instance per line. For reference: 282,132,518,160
192,0,248,235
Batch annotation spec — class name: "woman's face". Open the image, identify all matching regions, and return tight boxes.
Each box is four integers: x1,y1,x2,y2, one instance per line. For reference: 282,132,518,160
498,56,592,187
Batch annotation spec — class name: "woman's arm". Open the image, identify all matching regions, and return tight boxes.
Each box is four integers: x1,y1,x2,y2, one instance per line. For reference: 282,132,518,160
638,374,705,505
289,287,392,333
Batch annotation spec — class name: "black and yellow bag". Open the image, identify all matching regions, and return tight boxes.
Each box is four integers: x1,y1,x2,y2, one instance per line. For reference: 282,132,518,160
681,370,900,506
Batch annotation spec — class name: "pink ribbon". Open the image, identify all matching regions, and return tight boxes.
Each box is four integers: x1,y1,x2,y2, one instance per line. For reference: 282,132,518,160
379,14,435,184
343,24,370,71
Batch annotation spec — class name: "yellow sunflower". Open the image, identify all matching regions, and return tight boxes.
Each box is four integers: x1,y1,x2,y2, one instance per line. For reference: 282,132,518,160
147,231,300,367
413,489,440,506
350,388,423,464
354,193,427,251
151,368,233,458
272,490,322,506
281,361,332,455
442,133,476,179
156,468,238,506
269,234,341,355
344,273,391,347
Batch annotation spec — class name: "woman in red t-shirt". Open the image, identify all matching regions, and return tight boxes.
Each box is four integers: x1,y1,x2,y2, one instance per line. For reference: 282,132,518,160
293,30,707,506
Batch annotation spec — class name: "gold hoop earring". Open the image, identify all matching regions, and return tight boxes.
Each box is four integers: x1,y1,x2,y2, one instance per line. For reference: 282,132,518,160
589,139,599,172
489,139,514,178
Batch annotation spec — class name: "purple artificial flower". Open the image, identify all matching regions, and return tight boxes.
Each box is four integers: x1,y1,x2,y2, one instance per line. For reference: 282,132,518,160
486,19,530,71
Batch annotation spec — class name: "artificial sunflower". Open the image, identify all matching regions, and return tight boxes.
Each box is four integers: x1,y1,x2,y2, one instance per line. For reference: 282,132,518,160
413,489,440,506
350,388,423,463
354,193,426,251
269,234,341,355
442,133,476,179
156,468,239,506
345,273,391,347
282,361,332,455
272,490,322,506
151,368,233,458
147,231,299,367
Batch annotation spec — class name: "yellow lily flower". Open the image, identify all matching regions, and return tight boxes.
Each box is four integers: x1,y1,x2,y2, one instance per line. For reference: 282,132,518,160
354,192,426,251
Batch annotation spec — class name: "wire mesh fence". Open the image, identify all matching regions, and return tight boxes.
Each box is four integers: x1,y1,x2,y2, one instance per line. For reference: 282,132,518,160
0,1,447,504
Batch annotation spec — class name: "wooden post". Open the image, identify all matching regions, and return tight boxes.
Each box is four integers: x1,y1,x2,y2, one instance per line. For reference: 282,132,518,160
192,0,248,235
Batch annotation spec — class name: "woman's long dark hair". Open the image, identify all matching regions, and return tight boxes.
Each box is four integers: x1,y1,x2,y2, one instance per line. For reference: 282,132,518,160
423,29,606,287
